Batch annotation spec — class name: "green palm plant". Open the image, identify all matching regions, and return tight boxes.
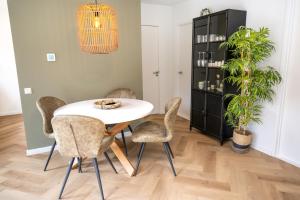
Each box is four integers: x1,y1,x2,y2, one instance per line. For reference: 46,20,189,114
221,27,282,134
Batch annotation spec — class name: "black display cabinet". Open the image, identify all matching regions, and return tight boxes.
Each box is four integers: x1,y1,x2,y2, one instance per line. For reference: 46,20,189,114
190,9,246,145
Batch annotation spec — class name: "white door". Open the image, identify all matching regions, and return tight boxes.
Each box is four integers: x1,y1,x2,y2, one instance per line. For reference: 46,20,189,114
177,23,192,119
141,25,160,113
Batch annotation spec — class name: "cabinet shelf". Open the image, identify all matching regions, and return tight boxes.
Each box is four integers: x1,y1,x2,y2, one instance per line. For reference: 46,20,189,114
192,88,224,96
194,40,226,46
194,66,223,69
209,40,226,44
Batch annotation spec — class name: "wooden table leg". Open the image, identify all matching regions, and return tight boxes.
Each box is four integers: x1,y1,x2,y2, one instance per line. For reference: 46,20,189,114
110,141,135,176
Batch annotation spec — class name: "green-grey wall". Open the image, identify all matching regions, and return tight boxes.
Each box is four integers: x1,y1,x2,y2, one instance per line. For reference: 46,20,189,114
8,0,142,150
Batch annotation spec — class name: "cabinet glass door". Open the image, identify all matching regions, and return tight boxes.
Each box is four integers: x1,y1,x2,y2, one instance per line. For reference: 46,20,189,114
206,13,227,94
209,13,227,43
193,17,209,91
194,17,209,44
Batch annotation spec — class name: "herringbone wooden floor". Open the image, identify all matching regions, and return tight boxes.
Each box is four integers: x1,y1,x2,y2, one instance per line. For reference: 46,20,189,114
0,114,300,200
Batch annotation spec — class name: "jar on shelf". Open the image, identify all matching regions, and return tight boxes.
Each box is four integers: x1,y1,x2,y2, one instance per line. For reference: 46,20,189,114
216,74,221,88
211,84,216,90
197,52,201,67
209,34,217,42
206,80,211,90
198,81,205,89
208,52,215,67
203,35,207,42
197,52,207,67
197,35,201,43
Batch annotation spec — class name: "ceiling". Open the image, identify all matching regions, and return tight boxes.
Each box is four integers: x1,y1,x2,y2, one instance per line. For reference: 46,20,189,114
141,0,186,5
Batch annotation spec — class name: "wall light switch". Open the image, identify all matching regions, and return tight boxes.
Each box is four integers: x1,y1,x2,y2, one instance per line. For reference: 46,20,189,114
46,53,56,62
24,88,32,95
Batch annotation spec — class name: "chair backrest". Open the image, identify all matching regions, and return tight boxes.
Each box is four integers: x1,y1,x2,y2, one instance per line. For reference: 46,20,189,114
36,96,66,135
164,97,181,137
52,115,106,158
105,88,136,99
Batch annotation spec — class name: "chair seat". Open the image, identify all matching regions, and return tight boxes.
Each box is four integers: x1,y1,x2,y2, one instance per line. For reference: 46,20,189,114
99,135,114,154
131,121,172,143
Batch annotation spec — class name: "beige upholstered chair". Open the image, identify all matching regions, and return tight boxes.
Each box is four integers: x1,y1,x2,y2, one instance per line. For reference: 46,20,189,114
36,96,66,171
105,88,136,156
131,97,181,176
52,115,116,200
105,88,137,99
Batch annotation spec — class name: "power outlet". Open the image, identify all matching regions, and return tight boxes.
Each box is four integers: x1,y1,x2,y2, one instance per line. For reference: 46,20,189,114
46,53,56,62
24,88,32,95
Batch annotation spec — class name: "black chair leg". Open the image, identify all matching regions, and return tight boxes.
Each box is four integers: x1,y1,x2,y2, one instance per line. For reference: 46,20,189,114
92,158,105,200
77,157,82,173
58,157,75,199
135,143,146,176
128,125,133,133
166,142,174,159
44,140,56,171
163,143,177,177
121,130,128,156
104,152,117,174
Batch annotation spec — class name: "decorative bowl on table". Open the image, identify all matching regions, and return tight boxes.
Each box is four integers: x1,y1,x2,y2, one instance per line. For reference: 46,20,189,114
94,99,121,109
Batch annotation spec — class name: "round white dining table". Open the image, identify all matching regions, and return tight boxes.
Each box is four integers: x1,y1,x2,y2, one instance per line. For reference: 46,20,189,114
54,98,153,125
54,98,153,176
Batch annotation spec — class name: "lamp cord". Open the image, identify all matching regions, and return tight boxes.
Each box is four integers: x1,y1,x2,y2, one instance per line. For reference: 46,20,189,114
94,0,99,16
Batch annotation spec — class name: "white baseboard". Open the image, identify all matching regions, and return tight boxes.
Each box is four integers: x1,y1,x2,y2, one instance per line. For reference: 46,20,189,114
251,143,274,157
178,113,190,120
278,154,300,168
26,145,57,156
0,110,22,116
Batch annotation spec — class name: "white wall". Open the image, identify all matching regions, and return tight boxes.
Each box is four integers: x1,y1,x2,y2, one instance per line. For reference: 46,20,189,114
0,0,22,116
170,0,299,166
141,3,173,112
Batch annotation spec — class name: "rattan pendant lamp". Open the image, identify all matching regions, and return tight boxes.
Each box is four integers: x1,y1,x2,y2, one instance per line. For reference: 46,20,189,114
77,0,118,54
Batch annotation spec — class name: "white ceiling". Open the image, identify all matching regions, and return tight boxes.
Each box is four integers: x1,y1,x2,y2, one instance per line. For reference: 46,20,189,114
141,0,186,6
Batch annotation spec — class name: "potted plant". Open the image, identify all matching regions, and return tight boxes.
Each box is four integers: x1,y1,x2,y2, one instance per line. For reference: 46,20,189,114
221,27,282,153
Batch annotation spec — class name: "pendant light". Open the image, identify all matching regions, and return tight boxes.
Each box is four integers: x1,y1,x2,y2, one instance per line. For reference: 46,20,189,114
77,0,118,54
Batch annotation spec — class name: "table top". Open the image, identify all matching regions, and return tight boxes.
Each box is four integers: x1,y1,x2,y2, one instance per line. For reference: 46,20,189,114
54,98,153,124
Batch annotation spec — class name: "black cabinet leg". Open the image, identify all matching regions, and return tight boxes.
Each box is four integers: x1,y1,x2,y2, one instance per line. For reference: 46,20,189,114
92,158,105,200
44,140,56,171
163,143,177,176
58,157,75,199
220,140,224,146
104,152,117,174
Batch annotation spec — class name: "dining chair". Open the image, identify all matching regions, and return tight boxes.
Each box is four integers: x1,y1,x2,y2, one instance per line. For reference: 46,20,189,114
105,88,136,156
36,96,66,171
52,115,117,200
131,97,181,176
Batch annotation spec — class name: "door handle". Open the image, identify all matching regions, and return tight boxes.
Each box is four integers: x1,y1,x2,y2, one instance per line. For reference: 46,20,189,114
178,71,183,75
153,71,160,76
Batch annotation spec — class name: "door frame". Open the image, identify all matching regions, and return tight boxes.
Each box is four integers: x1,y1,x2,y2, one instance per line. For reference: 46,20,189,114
141,25,161,114
175,22,193,119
